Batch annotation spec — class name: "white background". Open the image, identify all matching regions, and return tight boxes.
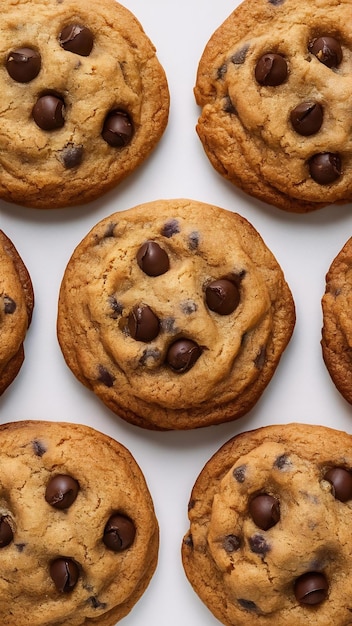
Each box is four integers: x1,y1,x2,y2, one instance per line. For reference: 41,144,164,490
1,1,352,624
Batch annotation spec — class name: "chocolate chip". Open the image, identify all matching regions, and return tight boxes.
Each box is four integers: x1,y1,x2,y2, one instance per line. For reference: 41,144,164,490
238,599,258,611
294,572,328,605
6,47,41,82
4,295,16,314
309,152,341,184
233,465,246,483
32,94,65,130
45,474,79,510
324,467,352,502
223,95,237,114
59,143,84,169
249,534,270,555
255,53,288,86
15,543,26,552
309,36,342,68
32,439,46,457
161,219,180,238
249,494,280,530
108,297,123,318
290,101,323,136
231,44,250,65
188,231,200,250
88,597,107,610
217,63,227,79
223,534,241,553
102,110,133,147
137,241,170,276
128,305,160,342
274,454,291,470
0,517,13,548
97,365,115,387
103,514,136,551
205,278,240,315
50,558,80,593
59,24,94,56
166,338,202,372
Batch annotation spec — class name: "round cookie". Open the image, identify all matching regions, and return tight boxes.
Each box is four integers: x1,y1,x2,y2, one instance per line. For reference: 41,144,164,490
182,423,352,626
0,230,34,395
0,420,159,626
195,0,352,213
0,0,169,208
57,199,295,430
321,237,352,405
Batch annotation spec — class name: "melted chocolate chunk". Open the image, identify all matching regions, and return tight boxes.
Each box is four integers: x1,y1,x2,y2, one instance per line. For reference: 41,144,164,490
137,241,170,276
97,365,115,387
89,597,107,610
32,439,46,457
290,101,323,136
238,599,258,612
0,517,13,548
255,53,288,86
309,36,342,68
50,558,80,593
108,296,123,318
15,543,26,552
4,295,16,314
103,514,136,551
161,316,177,334
59,143,84,169
249,534,271,555
128,305,160,342
223,95,237,114
184,534,194,548
139,348,161,366
166,338,202,373
217,63,227,79
45,474,79,509
59,24,94,56
249,494,280,530
231,44,250,65
294,571,328,605
188,231,200,250
6,47,41,82
269,0,285,4
324,467,352,502
32,94,65,131
102,110,133,147
180,300,198,315
205,278,240,315
161,219,180,238
274,454,291,470
233,465,246,483
309,152,341,185
223,534,241,553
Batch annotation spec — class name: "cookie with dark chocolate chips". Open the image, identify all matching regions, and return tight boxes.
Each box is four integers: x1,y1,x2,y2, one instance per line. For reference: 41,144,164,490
57,199,295,430
0,420,158,626
0,231,34,394
195,0,352,213
321,237,352,405
182,423,352,625
0,0,169,208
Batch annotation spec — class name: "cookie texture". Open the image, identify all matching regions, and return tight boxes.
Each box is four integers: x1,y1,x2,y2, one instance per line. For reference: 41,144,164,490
195,0,352,213
57,199,295,430
0,231,34,395
0,0,169,208
321,237,352,405
182,423,352,626
0,420,158,626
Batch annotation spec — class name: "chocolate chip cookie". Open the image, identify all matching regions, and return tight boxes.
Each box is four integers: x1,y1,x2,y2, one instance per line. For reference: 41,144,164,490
57,199,295,430
321,237,352,405
0,0,169,208
182,423,352,625
0,420,158,626
0,231,34,395
195,0,352,213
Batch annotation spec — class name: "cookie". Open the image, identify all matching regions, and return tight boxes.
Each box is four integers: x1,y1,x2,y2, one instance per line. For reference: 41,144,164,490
195,0,352,213
0,230,34,395
182,422,352,626
0,420,158,626
0,0,169,209
321,237,352,405
57,199,295,430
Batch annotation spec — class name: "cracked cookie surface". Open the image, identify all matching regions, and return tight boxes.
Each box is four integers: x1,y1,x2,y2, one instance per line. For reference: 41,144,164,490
195,0,352,213
0,420,158,626
321,237,352,405
57,199,295,430
0,231,34,395
182,423,352,625
0,0,169,208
